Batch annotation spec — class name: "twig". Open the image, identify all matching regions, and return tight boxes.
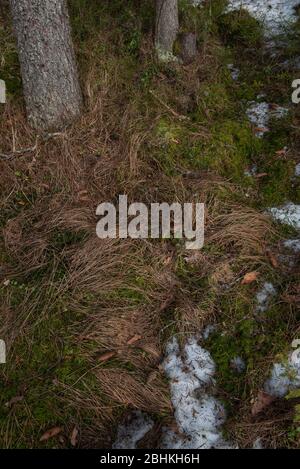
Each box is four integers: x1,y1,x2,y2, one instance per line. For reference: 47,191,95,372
0,143,38,161
149,89,189,121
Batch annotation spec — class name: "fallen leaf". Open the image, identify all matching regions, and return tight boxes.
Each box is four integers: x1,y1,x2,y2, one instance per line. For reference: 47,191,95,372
98,351,116,363
70,426,79,447
241,272,260,285
127,335,142,346
266,250,279,268
251,391,275,416
254,127,269,133
254,173,268,178
275,148,287,157
40,427,63,442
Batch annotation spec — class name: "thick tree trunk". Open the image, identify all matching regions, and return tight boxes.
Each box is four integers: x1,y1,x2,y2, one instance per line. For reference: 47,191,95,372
9,0,82,131
155,0,179,61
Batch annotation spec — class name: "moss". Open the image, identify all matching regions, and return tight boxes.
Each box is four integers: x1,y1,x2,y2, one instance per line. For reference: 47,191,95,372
199,119,263,182
0,16,22,97
0,285,99,448
218,9,264,47
259,159,296,206
205,294,294,407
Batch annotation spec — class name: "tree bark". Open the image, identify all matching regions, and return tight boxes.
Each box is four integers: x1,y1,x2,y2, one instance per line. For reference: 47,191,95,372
180,32,197,64
155,0,179,61
9,0,82,131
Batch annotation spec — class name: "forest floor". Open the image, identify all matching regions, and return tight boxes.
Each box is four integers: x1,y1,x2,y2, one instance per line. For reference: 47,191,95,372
0,0,300,449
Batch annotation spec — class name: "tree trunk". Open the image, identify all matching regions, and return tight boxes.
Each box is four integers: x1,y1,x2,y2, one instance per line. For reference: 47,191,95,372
155,0,179,61
9,0,82,131
180,32,197,64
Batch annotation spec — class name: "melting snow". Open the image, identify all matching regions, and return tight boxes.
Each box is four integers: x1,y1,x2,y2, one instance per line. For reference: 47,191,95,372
227,1,299,37
246,102,289,137
283,239,300,253
162,336,233,449
227,64,240,81
269,203,300,230
113,411,154,449
253,438,264,449
264,348,300,398
230,357,246,373
203,325,217,340
244,164,258,177
256,282,277,313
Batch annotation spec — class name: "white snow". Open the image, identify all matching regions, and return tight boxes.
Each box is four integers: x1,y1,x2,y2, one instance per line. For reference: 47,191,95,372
295,163,300,177
246,102,270,137
203,325,216,340
264,348,300,398
162,336,232,449
244,164,258,177
283,239,300,253
253,438,264,449
256,282,277,313
231,357,246,373
227,1,299,37
246,102,289,137
227,64,240,81
113,411,154,449
269,203,300,230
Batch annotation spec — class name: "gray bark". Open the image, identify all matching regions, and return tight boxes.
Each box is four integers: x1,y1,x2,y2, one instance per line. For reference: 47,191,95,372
180,32,197,64
9,0,82,131
155,0,179,60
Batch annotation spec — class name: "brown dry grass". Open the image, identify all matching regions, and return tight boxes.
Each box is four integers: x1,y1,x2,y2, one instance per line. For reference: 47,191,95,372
0,92,277,445
0,2,288,449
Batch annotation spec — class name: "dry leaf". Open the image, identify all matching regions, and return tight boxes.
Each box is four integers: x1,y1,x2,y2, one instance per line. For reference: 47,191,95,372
254,127,269,133
127,335,142,346
40,426,63,442
70,426,79,447
241,271,259,285
251,391,275,416
266,250,279,268
98,351,116,363
275,148,287,157
254,173,268,178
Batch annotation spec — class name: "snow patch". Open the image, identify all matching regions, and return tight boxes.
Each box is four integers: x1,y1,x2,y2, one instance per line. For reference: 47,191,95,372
295,163,300,177
244,164,258,177
227,1,299,37
269,203,300,230
283,239,300,253
256,282,277,313
246,102,289,137
203,325,216,340
113,411,154,449
264,348,300,398
227,64,240,81
162,336,233,449
230,356,246,373
253,438,264,449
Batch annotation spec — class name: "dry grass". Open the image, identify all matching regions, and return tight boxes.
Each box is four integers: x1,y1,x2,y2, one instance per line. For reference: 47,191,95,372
1,1,295,449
